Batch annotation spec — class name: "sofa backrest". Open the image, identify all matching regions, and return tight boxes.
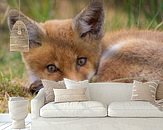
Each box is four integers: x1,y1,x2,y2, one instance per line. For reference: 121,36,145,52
88,82,133,105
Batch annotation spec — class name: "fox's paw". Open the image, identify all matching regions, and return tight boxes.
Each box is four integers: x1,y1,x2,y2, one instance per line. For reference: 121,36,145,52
28,80,43,95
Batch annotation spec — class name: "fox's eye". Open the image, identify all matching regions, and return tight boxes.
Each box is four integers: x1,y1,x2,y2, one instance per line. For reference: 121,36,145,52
77,57,87,67
47,64,58,73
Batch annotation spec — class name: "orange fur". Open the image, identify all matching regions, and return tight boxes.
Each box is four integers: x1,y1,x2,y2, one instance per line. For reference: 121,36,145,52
23,19,100,82
8,1,163,92
97,30,163,82
22,21,163,83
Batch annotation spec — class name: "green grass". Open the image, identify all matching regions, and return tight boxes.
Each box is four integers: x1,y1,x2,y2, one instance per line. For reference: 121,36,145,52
0,72,32,113
0,30,25,78
6,0,163,30
0,0,162,113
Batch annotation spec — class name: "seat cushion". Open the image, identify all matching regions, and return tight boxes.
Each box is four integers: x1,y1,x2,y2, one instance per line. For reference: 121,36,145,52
108,101,163,117
40,101,107,117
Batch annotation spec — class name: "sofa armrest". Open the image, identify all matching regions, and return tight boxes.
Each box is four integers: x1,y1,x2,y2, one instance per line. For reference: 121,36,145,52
31,88,45,119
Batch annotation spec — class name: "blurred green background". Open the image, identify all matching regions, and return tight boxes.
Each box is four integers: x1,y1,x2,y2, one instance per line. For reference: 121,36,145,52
0,0,163,112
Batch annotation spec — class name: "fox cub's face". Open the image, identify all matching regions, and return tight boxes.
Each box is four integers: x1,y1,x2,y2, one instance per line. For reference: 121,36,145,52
8,1,104,81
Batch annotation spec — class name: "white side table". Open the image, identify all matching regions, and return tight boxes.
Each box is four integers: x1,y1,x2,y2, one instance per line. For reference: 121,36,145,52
8,97,29,129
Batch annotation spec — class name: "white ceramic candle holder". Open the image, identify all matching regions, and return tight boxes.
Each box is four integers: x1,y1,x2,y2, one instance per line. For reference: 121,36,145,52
8,97,29,129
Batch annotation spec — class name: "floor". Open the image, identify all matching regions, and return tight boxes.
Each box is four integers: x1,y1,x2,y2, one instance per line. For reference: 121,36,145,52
0,114,31,130
0,122,31,130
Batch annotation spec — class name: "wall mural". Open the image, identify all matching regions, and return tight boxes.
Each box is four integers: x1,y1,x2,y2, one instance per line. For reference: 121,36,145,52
7,1,163,93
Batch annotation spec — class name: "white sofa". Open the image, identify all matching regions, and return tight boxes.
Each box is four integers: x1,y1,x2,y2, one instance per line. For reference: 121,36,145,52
31,82,163,130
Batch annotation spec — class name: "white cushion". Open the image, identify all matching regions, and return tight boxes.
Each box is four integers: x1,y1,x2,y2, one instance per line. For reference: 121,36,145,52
131,80,159,102
64,78,90,99
53,88,88,103
108,101,163,117
41,79,65,103
40,101,107,117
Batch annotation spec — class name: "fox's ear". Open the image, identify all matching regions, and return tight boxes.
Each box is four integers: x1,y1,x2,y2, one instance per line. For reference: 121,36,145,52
73,0,104,40
8,9,46,48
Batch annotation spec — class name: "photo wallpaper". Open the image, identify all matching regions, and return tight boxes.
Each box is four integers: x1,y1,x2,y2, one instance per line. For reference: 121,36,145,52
0,0,162,113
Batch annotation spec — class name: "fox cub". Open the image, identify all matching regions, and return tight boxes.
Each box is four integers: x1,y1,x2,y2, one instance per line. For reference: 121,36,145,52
8,1,163,93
